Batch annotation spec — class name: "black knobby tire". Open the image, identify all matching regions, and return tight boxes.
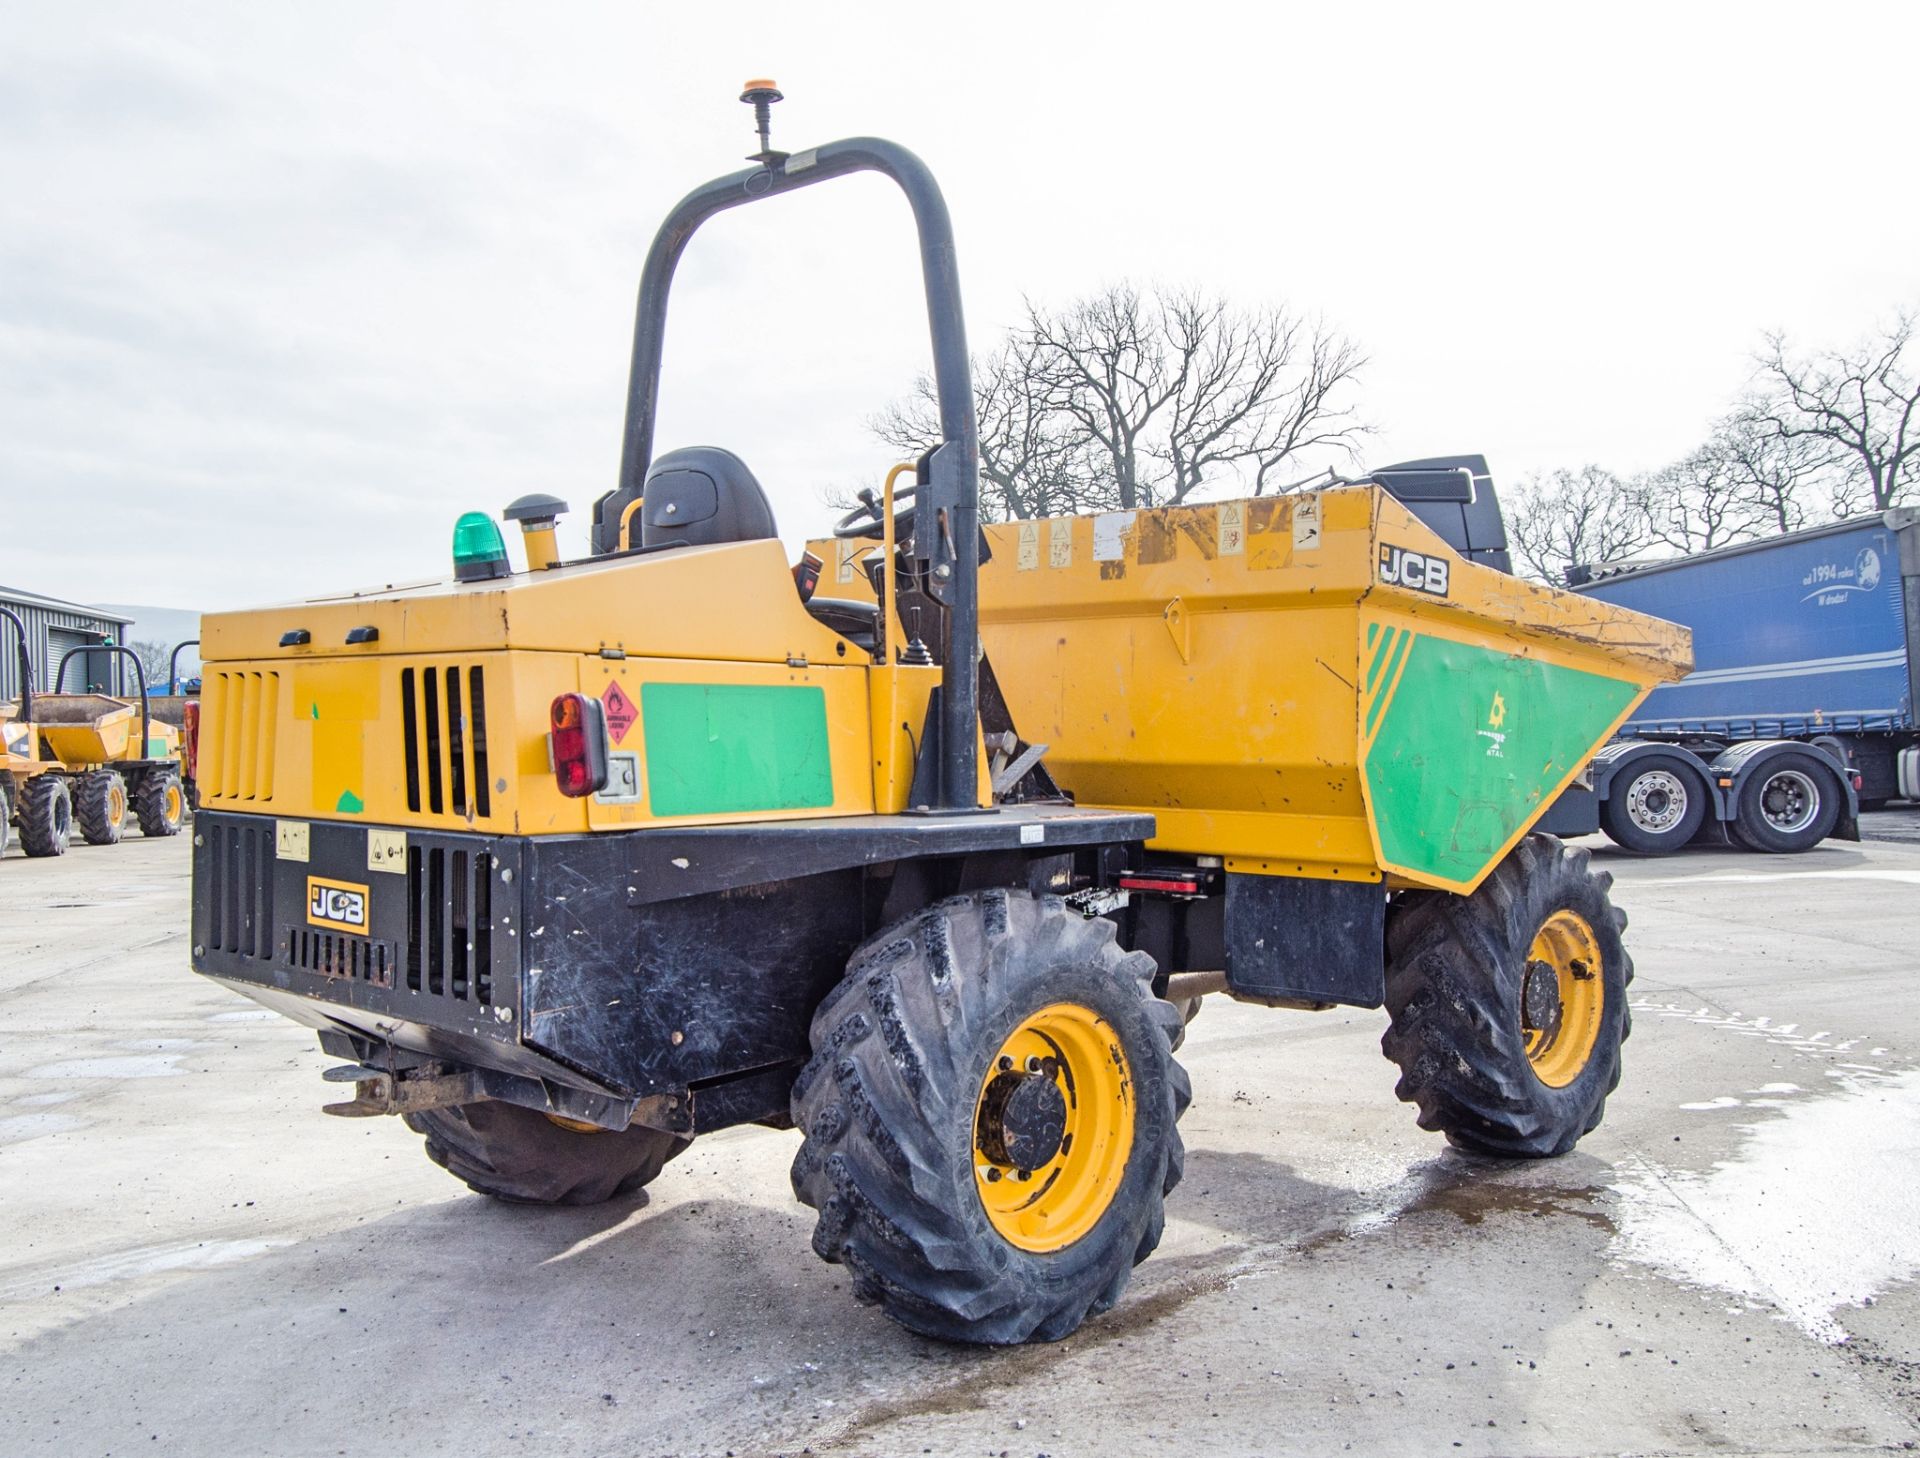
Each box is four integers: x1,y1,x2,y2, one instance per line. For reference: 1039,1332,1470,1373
1731,750,1841,854
403,1101,691,1205
74,770,127,846
133,770,187,837
1598,753,1708,855
790,890,1189,1345
1382,834,1631,1158
18,776,72,858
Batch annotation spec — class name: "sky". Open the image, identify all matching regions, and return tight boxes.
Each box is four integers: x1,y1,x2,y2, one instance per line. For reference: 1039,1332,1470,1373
2,1,1915,612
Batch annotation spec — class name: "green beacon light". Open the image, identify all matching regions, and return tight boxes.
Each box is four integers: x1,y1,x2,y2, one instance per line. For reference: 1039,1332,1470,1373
451,511,511,582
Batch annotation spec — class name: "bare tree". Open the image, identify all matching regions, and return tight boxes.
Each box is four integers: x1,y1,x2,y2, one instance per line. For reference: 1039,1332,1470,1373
128,640,171,687
1627,444,1769,556
1751,311,1920,512
1712,407,1840,533
870,335,1111,520
867,283,1366,521
1507,466,1649,583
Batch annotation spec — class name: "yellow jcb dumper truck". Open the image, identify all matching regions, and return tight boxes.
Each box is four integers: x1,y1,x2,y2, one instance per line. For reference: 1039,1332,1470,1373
189,90,1689,1345
2,611,188,856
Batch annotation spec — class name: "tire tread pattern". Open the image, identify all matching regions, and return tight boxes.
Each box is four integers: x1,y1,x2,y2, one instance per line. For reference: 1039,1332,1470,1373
791,890,1188,1345
1382,834,1632,1158
403,1101,691,1205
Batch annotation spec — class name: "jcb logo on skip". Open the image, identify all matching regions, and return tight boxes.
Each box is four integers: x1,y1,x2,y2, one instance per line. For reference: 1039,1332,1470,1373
1379,545,1450,597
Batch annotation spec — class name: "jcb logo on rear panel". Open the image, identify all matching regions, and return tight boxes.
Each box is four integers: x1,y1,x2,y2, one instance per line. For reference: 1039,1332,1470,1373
1379,545,1450,597
306,876,370,934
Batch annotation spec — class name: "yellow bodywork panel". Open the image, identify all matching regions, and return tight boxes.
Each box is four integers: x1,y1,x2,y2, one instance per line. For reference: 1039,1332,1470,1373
974,488,1690,893
197,538,957,833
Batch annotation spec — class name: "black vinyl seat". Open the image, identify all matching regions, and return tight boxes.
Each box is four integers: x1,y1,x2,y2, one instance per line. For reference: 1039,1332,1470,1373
642,446,876,652
640,447,778,549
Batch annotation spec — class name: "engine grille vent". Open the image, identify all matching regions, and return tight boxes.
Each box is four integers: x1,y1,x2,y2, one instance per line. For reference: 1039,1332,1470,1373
204,671,279,803
405,843,494,1006
291,928,395,986
205,818,274,958
400,665,492,819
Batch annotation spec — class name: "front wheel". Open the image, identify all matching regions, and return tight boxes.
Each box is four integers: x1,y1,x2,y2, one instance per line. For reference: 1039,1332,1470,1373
133,770,187,837
18,776,72,858
1599,753,1707,854
404,1101,691,1205
75,770,127,846
791,890,1189,1345
1382,834,1631,1158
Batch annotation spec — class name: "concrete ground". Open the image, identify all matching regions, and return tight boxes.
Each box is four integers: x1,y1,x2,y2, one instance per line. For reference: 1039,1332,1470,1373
3,814,1919,1458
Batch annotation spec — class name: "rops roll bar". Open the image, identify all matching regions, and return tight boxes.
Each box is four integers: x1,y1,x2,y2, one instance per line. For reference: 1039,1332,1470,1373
590,131,985,816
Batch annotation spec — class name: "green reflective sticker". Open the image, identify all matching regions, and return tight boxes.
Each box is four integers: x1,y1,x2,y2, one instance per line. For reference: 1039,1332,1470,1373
641,683,833,817
336,789,365,814
1363,634,1638,884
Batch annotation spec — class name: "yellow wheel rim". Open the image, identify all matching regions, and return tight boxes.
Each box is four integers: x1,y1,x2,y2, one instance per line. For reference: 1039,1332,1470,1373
1523,909,1605,1088
972,1002,1134,1253
164,782,184,825
108,783,126,825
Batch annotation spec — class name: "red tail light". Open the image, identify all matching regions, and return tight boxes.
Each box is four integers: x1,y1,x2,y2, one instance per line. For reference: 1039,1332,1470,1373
549,693,609,798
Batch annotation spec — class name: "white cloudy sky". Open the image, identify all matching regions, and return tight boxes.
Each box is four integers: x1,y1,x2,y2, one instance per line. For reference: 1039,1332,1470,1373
2,1,1915,611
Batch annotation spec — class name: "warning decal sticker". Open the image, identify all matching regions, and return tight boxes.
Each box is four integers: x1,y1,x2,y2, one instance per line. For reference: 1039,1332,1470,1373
601,680,638,745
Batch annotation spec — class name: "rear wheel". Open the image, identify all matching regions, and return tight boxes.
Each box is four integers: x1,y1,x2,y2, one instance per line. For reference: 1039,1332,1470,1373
1599,753,1707,854
1732,752,1840,853
403,1101,691,1205
1382,834,1631,1157
133,770,187,836
791,890,1188,1344
19,776,72,857
75,770,127,846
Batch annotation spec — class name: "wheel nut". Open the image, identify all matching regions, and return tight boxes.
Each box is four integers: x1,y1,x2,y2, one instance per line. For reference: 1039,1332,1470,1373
1025,1055,1044,1074
998,1055,1014,1072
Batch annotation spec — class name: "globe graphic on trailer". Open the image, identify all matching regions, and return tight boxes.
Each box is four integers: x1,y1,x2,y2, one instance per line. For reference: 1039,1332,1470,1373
1855,547,1882,592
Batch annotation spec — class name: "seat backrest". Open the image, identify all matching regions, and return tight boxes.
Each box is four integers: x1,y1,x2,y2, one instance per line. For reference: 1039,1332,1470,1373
639,447,778,550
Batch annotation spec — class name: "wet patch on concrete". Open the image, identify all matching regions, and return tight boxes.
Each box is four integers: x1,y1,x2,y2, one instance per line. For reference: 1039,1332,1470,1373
1611,1066,1920,1343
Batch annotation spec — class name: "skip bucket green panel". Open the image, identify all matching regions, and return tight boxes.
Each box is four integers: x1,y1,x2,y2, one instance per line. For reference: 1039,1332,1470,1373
1364,635,1638,884
641,682,834,817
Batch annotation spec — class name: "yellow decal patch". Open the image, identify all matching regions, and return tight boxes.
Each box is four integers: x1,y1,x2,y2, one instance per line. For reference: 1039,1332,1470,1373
307,876,371,935
367,829,407,874
276,820,310,862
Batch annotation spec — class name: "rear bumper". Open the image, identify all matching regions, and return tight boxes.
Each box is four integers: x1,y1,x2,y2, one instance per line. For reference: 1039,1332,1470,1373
191,804,1152,1131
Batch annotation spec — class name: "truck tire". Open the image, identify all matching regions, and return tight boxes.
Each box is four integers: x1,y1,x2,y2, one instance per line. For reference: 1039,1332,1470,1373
133,770,187,837
403,1101,691,1205
0,781,10,857
75,770,127,846
1730,751,1840,854
1382,834,1631,1158
791,890,1189,1345
1598,753,1708,854
19,776,73,858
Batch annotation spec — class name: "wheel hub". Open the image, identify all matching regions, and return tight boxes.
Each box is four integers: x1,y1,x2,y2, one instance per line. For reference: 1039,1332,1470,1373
977,1063,1068,1171
1520,958,1563,1039
1521,909,1605,1089
972,1002,1136,1253
1626,770,1686,832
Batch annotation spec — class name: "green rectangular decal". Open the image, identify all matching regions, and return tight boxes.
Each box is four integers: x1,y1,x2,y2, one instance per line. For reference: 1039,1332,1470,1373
1362,634,1639,885
641,682,833,817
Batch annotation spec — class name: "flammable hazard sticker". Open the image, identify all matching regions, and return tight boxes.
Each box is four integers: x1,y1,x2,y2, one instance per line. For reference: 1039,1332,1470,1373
601,680,637,745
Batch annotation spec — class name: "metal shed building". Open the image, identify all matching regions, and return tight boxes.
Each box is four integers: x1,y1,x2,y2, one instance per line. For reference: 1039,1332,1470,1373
0,586,136,704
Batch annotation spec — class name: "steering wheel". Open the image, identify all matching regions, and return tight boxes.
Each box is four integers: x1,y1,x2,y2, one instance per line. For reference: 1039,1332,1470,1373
833,480,918,539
